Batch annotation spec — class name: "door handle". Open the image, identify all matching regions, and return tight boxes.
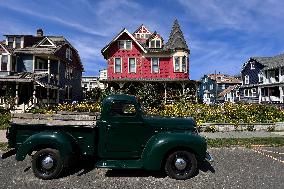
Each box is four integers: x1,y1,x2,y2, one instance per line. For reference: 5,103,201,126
106,124,111,131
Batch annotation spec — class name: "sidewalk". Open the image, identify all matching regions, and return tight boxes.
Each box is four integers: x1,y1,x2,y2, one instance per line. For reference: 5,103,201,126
1,130,284,143
0,130,7,143
200,131,284,139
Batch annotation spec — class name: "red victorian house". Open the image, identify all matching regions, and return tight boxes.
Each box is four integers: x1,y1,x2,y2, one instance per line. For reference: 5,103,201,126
101,19,196,102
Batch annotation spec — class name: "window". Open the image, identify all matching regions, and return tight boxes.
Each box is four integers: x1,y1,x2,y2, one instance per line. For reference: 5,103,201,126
151,57,159,73
150,40,155,48
8,37,13,48
1,55,8,71
258,73,263,83
66,48,72,60
118,40,132,50
251,62,255,69
65,85,72,100
244,75,249,84
65,66,73,79
251,88,257,97
174,56,187,73
128,58,136,73
114,58,122,73
149,39,161,48
204,78,208,82
109,101,136,117
15,37,21,48
222,84,226,89
244,88,257,97
35,59,47,70
210,84,213,90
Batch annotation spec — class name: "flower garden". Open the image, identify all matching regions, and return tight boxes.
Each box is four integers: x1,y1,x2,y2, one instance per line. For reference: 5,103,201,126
27,101,284,126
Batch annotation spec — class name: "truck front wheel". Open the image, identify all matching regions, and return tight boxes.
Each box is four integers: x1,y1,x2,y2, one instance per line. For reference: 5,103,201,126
32,148,64,180
165,150,197,180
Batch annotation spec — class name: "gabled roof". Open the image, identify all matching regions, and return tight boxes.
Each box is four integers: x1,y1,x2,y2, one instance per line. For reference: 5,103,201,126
251,53,284,70
207,74,242,84
101,28,147,58
35,37,56,47
0,43,10,54
218,85,238,97
164,19,189,52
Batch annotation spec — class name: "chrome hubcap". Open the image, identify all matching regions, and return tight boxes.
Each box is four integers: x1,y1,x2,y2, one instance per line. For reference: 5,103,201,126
174,158,187,170
41,156,54,170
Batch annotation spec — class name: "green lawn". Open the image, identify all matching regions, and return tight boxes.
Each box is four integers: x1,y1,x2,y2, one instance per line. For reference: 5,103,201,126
208,137,284,148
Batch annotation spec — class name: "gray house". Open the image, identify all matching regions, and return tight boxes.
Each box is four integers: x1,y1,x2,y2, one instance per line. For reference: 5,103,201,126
240,53,284,104
198,73,241,104
0,29,83,111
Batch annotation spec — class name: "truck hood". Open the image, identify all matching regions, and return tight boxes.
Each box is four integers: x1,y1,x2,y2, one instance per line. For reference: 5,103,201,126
143,115,196,131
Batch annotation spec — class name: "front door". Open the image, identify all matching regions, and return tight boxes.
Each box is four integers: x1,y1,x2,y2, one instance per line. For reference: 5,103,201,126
101,100,153,159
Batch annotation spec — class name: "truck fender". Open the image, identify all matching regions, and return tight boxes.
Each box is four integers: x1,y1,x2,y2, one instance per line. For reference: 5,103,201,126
16,131,79,161
141,132,207,170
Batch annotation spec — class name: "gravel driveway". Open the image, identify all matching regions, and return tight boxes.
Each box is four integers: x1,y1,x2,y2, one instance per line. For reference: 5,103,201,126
1,147,284,189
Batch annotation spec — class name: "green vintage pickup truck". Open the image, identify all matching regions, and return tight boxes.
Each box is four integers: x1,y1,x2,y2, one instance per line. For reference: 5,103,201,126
1,94,212,180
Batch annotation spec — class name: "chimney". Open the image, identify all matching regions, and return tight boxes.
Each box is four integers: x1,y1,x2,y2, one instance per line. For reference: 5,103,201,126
36,28,43,37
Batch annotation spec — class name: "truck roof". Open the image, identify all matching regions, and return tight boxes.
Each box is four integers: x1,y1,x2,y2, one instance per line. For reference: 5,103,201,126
104,94,137,102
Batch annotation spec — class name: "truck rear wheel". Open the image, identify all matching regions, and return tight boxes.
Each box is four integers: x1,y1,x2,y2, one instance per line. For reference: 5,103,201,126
165,150,197,180
32,148,64,180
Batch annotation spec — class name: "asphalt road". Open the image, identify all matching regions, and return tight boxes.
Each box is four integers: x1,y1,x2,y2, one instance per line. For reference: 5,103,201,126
1,147,284,189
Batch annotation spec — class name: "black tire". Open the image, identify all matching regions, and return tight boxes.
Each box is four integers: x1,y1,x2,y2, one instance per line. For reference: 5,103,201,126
32,148,64,180
165,150,197,180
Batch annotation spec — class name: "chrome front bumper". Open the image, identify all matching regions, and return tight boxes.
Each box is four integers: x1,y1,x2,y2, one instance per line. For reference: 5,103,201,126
205,152,213,162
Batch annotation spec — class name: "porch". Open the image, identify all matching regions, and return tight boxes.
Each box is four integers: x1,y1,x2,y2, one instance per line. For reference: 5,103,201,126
102,79,198,103
0,73,60,112
259,86,284,103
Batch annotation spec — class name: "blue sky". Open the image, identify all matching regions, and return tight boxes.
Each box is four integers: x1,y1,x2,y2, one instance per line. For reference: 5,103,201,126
1,0,284,80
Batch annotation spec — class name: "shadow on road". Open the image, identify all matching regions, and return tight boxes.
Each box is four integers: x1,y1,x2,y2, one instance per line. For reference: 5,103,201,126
22,158,215,179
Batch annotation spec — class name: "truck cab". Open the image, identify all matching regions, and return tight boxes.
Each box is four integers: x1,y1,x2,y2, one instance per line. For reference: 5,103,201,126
2,94,212,180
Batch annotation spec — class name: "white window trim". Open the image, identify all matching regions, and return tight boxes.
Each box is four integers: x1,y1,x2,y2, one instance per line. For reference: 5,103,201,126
173,56,188,73
0,53,9,71
151,57,160,73
128,57,136,73
251,62,255,70
149,39,162,48
114,57,122,73
244,75,249,84
118,40,132,50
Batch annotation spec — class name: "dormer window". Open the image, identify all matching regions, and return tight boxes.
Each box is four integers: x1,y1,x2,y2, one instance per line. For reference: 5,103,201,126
251,62,255,69
149,39,161,48
66,48,72,60
118,40,132,50
15,37,21,48
7,37,13,48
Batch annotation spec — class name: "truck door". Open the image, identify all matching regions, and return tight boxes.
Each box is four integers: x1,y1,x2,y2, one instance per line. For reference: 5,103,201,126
101,100,152,159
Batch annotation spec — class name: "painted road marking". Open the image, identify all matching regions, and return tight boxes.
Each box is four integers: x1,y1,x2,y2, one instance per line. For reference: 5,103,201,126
254,149,284,155
252,148,284,164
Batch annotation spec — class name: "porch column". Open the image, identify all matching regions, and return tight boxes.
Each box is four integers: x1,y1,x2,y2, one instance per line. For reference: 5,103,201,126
181,83,186,95
119,82,125,93
163,83,167,104
48,56,51,83
280,86,284,103
57,60,60,85
47,88,49,105
258,87,262,104
33,85,36,104
57,88,60,103
32,55,35,72
15,82,19,105
195,83,198,103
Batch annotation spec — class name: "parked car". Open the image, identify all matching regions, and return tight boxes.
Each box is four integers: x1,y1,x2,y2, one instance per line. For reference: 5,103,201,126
1,94,212,180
